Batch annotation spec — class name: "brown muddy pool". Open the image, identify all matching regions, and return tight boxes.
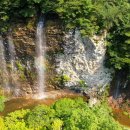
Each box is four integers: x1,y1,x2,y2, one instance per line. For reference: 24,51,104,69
0,89,82,116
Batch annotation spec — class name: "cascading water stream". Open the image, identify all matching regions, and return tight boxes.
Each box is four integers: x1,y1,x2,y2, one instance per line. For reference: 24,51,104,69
35,17,46,99
114,80,120,99
8,35,16,71
0,37,10,93
8,33,21,96
123,80,128,89
114,72,122,99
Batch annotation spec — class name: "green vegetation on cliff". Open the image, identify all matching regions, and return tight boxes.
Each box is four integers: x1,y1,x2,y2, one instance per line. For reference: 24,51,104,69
0,0,130,73
107,25,130,70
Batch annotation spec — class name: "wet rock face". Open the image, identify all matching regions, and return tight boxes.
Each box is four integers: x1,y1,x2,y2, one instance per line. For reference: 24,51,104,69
56,30,113,88
1,16,113,97
13,22,36,94
46,20,64,53
0,17,65,97
45,20,64,89
0,20,37,97
8,18,64,96
12,23,36,60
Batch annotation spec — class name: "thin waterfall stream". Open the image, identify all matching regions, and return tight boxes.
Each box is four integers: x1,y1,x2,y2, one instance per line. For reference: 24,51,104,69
114,79,120,99
0,37,10,93
8,34,16,71
113,71,122,99
8,34,20,96
34,17,46,99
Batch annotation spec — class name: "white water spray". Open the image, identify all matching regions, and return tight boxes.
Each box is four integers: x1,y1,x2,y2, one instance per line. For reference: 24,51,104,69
8,34,21,96
35,17,46,99
0,37,10,92
8,35,16,71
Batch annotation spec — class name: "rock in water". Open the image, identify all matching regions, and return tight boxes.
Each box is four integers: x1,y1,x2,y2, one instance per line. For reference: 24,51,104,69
56,30,113,88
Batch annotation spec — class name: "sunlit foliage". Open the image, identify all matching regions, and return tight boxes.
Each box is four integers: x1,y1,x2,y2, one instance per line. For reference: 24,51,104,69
0,96,6,112
0,98,123,130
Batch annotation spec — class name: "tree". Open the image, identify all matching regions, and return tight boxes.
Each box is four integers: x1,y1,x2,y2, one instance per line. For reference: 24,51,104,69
107,25,130,71
26,105,55,129
4,109,30,130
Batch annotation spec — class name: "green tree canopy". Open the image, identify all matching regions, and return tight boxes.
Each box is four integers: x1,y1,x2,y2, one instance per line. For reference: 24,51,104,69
1,98,123,130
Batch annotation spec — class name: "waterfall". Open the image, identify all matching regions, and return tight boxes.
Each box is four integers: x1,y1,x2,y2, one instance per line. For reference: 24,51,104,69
34,17,46,99
8,35,16,71
113,72,122,99
113,71,129,99
114,79,120,99
8,34,21,96
0,37,10,93
123,80,128,89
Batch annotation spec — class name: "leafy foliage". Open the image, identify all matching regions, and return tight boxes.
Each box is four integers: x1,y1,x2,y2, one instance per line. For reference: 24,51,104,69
54,74,70,88
27,105,55,129
0,117,6,130
52,119,63,130
56,0,98,35
78,80,88,88
4,109,30,130
0,0,129,34
0,98,123,130
0,96,6,112
107,25,130,70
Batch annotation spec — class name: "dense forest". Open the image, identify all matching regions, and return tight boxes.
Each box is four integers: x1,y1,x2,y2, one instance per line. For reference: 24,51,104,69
0,0,130,130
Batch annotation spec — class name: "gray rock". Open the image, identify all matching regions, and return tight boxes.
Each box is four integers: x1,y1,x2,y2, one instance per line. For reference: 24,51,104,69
55,30,113,89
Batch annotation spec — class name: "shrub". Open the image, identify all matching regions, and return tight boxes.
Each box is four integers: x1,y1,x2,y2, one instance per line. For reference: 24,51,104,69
0,117,6,130
78,80,88,88
51,119,63,130
26,105,55,129
4,109,30,130
0,96,6,112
